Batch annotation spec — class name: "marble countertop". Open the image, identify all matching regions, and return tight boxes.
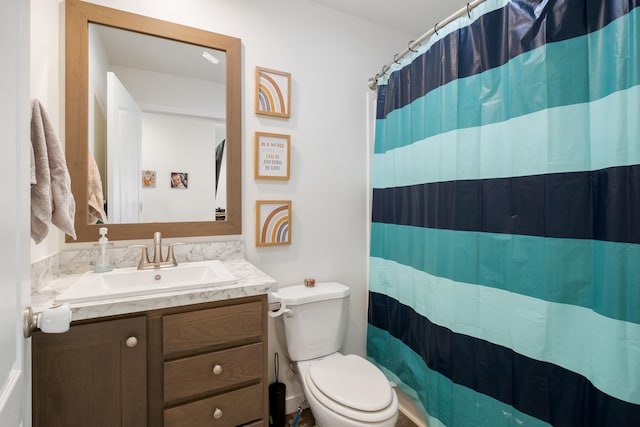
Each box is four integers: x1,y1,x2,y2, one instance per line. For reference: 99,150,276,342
32,259,277,321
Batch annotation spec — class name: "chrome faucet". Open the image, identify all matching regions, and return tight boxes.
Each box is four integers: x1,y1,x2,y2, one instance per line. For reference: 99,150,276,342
129,232,184,270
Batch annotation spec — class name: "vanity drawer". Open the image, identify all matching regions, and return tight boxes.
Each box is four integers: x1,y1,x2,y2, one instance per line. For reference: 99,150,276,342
164,383,263,427
164,342,263,402
163,301,263,355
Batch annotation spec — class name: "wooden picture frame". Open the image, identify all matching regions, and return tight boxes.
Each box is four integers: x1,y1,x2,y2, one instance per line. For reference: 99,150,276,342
255,67,291,118
256,200,291,246
254,132,290,180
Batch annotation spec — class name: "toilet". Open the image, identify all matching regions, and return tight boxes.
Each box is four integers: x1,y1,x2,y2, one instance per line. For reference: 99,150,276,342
272,282,398,427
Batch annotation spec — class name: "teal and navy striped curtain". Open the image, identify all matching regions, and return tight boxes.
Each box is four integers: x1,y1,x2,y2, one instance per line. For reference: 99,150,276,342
367,0,640,426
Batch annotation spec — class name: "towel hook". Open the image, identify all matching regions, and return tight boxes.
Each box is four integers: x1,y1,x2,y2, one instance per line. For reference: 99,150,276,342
408,40,418,52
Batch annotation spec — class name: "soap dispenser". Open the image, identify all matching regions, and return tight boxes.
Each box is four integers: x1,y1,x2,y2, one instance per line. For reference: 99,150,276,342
94,227,113,272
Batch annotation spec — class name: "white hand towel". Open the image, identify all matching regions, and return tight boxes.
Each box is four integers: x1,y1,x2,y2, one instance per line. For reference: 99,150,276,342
30,99,77,243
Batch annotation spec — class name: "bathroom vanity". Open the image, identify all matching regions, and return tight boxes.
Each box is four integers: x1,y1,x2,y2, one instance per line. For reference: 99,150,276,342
31,259,275,427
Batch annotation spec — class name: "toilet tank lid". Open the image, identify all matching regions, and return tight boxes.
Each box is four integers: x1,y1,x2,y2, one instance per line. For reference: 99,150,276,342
275,282,350,306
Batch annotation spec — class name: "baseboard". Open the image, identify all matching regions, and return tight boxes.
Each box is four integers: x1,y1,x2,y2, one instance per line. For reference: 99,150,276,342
285,392,306,416
396,388,428,427
399,407,428,427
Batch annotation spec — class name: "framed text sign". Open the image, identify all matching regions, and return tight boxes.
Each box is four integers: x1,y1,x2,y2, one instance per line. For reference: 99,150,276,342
254,132,290,180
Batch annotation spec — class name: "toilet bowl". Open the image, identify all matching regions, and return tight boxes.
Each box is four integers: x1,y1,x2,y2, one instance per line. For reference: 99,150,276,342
270,282,399,427
297,353,398,427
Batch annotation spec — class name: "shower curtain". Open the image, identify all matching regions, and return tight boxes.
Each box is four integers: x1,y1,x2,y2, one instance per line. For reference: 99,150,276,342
367,0,640,426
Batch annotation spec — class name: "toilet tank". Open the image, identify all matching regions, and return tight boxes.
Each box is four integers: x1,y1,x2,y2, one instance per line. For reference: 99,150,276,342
276,282,350,361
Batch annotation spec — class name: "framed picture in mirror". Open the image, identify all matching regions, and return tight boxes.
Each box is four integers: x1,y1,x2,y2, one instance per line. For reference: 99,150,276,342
255,67,291,118
170,172,188,189
142,170,156,188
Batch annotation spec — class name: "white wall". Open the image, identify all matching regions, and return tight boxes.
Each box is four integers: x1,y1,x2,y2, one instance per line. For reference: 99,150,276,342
87,21,108,163
30,0,64,261
31,0,413,411
113,65,225,119
141,112,217,222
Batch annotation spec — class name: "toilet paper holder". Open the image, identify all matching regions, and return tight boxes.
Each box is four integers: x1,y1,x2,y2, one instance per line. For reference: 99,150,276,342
267,293,291,318
23,303,72,338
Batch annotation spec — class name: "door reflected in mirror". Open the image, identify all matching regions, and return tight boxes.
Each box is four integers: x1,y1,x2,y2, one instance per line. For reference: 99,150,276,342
88,23,227,225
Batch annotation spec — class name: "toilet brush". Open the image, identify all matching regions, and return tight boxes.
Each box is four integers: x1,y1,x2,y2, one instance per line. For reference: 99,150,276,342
269,352,286,426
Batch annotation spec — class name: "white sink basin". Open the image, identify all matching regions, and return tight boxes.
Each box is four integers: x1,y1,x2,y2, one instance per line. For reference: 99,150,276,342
55,260,238,303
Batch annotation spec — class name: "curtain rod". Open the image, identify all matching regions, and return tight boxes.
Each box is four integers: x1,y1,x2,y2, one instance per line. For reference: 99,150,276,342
368,0,487,90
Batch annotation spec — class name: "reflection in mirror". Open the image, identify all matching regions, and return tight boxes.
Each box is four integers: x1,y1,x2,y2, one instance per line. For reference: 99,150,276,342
88,23,227,224
66,0,241,242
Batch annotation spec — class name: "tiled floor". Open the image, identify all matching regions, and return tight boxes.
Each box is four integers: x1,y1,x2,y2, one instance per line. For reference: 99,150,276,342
284,408,418,427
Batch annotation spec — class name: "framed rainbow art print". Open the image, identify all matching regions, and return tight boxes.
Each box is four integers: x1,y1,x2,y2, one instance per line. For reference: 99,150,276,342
256,200,291,247
255,67,291,118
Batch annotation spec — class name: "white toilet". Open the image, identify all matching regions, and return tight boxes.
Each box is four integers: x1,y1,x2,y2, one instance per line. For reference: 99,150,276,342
273,282,398,427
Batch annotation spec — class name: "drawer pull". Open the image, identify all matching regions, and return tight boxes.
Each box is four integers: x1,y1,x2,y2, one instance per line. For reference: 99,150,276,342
125,336,138,348
212,364,223,375
213,407,223,419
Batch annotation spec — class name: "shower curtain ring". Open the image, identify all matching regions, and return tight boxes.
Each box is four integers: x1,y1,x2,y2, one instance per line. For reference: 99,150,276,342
393,53,401,65
467,3,471,18
434,22,439,35
408,40,418,52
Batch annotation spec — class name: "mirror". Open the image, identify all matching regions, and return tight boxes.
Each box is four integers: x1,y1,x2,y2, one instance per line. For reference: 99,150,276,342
89,23,228,224
66,0,242,242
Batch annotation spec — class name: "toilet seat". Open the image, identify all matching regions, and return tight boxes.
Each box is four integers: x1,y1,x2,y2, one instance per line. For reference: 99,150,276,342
305,354,397,423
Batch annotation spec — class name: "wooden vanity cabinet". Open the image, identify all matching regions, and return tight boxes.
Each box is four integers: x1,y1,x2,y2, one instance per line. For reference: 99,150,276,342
32,315,148,427
33,295,269,427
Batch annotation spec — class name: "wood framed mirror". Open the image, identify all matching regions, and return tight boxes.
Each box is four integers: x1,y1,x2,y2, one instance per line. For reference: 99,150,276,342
66,0,241,242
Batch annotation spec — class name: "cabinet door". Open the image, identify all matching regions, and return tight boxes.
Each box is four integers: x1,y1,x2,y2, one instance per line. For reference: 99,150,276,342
32,316,147,427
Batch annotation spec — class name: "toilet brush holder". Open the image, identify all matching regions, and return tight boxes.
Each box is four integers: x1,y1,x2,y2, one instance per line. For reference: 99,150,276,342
269,352,286,427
